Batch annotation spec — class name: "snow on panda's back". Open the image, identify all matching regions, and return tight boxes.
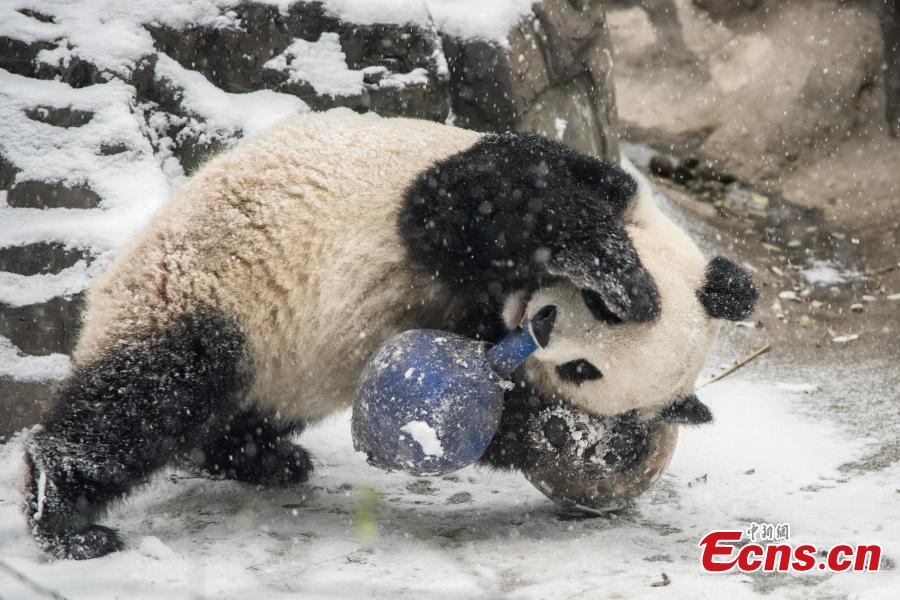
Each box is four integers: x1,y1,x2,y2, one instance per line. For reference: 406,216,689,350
76,112,481,422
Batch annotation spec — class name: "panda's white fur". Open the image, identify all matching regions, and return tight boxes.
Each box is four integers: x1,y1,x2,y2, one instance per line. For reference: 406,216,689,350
78,112,481,423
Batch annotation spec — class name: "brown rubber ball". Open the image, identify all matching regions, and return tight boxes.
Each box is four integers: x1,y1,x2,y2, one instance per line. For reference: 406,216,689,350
521,404,679,514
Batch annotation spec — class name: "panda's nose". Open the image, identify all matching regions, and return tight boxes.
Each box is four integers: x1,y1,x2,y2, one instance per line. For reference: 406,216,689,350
531,305,557,348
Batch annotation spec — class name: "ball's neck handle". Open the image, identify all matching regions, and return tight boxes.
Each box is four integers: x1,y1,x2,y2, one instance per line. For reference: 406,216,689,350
486,320,541,378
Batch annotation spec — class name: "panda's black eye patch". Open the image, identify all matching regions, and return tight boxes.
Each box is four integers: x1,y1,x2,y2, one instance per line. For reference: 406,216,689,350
556,359,603,384
581,289,622,324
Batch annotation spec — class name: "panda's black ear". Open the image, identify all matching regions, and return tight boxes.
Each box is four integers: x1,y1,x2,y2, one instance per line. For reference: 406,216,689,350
660,394,712,425
697,257,758,321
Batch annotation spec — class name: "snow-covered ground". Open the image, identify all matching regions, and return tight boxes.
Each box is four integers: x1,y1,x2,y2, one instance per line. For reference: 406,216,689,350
1,377,897,599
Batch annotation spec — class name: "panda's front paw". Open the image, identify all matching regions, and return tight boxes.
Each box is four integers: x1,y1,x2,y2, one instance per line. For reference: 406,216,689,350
255,442,315,486
203,440,314,486
35,524,124,560
659,394,712,425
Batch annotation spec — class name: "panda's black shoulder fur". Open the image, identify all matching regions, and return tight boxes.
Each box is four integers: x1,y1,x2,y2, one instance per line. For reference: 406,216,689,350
399,132,660,321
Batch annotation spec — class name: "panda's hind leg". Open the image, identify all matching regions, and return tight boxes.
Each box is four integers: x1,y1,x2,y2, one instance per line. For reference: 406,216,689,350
23,310,246,560
194,410,313,486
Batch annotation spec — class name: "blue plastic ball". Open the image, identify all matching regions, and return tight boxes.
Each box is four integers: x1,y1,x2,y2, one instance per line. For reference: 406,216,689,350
352,330,507,475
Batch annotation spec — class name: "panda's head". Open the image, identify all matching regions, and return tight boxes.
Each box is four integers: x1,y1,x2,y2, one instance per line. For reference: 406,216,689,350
503,180,758,424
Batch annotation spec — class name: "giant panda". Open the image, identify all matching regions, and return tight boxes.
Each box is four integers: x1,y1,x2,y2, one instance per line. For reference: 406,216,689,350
23,111,756,559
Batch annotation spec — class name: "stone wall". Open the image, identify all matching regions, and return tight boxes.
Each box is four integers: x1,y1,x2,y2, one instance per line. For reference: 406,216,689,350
607,0,885,181
444,0,620,158
0,0,621,438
